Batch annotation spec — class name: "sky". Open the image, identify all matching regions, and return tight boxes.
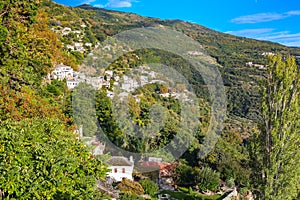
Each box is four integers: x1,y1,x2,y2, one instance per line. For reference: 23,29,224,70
53,0,300,47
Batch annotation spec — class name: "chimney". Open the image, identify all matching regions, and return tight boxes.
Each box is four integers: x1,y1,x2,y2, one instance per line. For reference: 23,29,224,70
129,156,134,163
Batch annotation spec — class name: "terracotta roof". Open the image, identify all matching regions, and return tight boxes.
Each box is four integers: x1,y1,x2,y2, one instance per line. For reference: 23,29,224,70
106,156,133,166
139,161,173,170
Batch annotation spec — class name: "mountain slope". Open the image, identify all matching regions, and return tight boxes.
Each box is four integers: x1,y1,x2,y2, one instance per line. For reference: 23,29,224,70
43,1,300,122
39,1,300,186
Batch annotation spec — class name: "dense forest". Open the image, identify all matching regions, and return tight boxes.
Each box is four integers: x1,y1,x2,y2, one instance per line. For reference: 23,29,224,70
0,0,299,199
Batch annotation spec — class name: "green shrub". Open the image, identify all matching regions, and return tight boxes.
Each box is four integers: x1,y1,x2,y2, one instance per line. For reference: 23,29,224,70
117,178,145,195
239,187,248,195
226,177,235,188
139,179,159,197
196,167,220,191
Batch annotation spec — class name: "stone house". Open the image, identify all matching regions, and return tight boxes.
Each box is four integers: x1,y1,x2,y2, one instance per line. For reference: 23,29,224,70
106,156,134,182
49,63,74,80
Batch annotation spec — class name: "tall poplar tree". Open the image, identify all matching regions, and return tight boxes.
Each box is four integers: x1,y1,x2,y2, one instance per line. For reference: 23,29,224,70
252,55,300,199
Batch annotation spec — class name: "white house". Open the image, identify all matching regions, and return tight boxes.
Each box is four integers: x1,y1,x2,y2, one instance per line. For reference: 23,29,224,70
67,79,79,89
140,75,149,86
105,70,114,77
62,27,72,36
66,44,75,51
50,63,74,80
246,62,253,67
74,42,85,52
85,42,93,47
73,30,82,34
262,52,275,56
107,91,114,99
106,156,134,182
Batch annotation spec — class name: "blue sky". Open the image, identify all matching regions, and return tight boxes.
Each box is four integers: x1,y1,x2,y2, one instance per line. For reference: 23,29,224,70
53,0,300,47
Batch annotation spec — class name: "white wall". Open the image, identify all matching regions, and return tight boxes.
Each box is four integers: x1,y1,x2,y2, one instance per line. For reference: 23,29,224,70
107,166,134,182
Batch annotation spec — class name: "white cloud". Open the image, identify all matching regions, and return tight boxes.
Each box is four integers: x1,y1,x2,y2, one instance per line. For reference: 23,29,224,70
80,0,96,5
94,4,105,8
226,28,300,47
231,10,300,24
104,0,137,8
285,10,300,15
261,32,300,47
226,28,275,37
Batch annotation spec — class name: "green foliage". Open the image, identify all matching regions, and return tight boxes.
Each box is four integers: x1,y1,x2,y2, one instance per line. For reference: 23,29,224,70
196,167,220,191
174,164,197,186
160,190,221,200
117,178,145,195
226,177,235,188
239,187,249,195
44,79,68,97
120,192,145,200
139,179,159,197
95,84,185,154
0,118,108,199
200,136,251,186
0,25,8,45
188,186,193,195
72,83,98,136
251,55,300,200
2,2,300,196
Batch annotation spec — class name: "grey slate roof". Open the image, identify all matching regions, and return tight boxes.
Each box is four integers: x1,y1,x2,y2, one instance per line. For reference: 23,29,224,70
106,156,133,166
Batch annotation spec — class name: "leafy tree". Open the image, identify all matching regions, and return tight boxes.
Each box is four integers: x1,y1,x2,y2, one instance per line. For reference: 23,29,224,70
174,163,196,186
251,55,300,199
0,118,108,199
139,179,159,197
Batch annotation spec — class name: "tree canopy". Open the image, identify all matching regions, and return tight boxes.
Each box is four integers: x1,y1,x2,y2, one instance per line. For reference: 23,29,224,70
0,118,108,199
250,55,300,199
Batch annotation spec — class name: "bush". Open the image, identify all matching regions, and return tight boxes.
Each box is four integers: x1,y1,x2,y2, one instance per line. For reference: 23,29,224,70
117,178,145,195
139,179,159,197
226,177,235,188
196,167,220,191
174,164,196,186
239,187,248,195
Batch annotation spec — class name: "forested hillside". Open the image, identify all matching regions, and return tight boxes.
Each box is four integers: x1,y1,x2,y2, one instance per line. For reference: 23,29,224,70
0,0,299,199
41,0,300,185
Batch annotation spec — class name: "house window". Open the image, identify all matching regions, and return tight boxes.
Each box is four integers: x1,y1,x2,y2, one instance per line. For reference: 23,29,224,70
114,168,117,173
122,168,125,173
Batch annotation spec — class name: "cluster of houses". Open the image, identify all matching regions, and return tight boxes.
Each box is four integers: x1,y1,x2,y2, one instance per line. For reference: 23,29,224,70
245,52,277,70
66,42,93,53
51,25,93,53
105,155,175,189
48,63,195,105
245,61,265,70
261,52,275,56
119,66,156,92
47,63,112,90
76,124,175,196
117,66,193,102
